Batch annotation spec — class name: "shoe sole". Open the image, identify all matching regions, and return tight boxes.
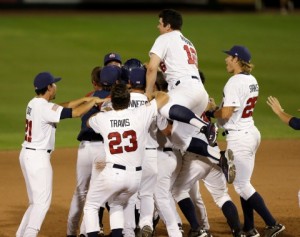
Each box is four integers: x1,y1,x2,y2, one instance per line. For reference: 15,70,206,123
269,225,285,237
225,149,236,184
141,226,153,237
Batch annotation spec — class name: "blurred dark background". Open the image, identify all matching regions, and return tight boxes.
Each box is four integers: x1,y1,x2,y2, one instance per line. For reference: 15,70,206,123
0,0,299,12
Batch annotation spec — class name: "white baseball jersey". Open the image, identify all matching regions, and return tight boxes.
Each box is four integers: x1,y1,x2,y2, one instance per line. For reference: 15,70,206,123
89,100,158,168
22,97,63,150
150,30,200,86
219,73,259,131
128,92,159,148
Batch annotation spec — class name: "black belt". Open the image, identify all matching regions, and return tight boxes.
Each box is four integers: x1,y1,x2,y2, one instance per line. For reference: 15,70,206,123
222,130,229,136
82,140,103,142
145,148,157,150
191,76,199,79
25,147,51,153
163,147,173,152
113,164,142,171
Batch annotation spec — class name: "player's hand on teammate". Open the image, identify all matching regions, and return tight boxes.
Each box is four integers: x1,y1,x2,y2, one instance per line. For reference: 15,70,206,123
267,96,284,115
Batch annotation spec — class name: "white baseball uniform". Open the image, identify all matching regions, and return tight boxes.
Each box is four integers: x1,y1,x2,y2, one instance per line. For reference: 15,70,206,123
218,73,260,200
150,30,209,117
67,90,109,236
83,99,158,234
17,97,63,237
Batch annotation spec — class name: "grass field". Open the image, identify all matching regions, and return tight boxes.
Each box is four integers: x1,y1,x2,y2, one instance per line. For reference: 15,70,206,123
1,10,300,150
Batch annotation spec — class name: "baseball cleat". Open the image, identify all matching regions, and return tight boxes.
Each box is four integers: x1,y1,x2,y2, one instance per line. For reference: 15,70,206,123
263,223,285,237
188,227,208,237
219,149,236,184
244,228,260,237
202,123,218,146
141,225,153,237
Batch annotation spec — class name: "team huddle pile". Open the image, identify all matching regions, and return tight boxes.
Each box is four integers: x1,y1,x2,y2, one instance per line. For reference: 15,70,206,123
17,9,285,237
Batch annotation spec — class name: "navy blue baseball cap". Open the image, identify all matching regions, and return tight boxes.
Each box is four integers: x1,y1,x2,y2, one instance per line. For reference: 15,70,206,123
223,45,251,63
100,65,121,86
129,67,146,86
103,53,122,66
34,72,61,90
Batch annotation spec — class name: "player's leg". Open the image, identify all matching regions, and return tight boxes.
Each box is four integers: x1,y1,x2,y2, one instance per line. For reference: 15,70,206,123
189,181,210,231
67,142,93,236
203,163,243,236
229,128,285,236
138,149,158,235
123,193,138,237
154,149,182,237
172,152,210,236
159,81,217,146
172,122,236,184
19,150,53,237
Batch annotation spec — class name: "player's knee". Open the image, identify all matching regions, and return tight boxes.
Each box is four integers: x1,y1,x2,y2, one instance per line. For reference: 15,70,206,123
234,183,256,200
214,195,232,209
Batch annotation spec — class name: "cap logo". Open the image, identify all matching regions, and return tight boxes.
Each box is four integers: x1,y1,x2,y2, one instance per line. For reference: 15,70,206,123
109,54,116,58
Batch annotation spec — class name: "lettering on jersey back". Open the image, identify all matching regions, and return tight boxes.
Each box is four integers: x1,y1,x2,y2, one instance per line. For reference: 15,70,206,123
129,100,147,108
26,106,32,116
249,84,259,93
110,119,130,127
180,35,192,46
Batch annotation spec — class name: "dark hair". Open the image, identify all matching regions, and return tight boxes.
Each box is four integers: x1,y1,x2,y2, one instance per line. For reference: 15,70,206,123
91,66,102,86
158,9,182,31
155,71,168,92
35,85,50,95
131,84,146,91
111,84,130,110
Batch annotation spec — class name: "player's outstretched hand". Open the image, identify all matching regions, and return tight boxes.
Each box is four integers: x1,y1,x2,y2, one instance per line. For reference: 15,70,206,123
267,96,284,115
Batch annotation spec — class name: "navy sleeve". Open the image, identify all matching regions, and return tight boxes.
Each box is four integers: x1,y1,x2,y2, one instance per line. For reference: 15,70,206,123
60,108,72,120
289,117,300,130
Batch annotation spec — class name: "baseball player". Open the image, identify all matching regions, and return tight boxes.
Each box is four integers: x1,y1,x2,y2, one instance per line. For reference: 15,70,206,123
104,52,122,67
211,45,285,237
171,122,245,237
267,96,300,130
145,9,218,147
17,72,105,237
83,83,169,237
66,65,122,237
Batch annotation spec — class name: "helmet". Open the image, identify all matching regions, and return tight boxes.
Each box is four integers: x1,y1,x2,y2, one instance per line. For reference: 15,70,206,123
121,58,145,84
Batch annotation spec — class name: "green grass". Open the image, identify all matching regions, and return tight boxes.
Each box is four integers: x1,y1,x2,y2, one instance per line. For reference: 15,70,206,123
1,11,299,150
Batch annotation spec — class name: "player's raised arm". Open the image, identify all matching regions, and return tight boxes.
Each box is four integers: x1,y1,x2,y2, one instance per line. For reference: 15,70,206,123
145,53,161,101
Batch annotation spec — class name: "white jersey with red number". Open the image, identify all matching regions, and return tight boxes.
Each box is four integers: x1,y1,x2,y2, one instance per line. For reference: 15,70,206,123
150,30,200,86
22,97,63,150
89,100,158,167
219,73,259,131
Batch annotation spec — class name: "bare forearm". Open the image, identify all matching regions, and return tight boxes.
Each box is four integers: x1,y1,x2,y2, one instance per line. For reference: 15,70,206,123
60,97,92,108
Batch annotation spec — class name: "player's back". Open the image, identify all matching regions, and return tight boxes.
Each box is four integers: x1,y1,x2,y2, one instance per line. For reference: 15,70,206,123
90,102,157,168
151,31,200,84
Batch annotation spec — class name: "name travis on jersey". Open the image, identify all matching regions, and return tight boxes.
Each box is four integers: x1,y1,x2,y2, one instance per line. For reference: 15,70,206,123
110,119,130,127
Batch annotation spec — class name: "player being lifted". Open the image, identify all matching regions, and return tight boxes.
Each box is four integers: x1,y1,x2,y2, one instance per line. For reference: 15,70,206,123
146,9,235,184
145,9,217,146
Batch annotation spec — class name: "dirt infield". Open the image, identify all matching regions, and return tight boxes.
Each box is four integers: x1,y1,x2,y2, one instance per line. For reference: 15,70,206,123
0,140,299,237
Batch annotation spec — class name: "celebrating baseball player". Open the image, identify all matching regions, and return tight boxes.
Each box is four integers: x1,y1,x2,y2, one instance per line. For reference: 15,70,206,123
66,65,122,237
83,83,169,237
210,45,285,237
145,9,218,146
17,72,105,237
267,96,300,130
